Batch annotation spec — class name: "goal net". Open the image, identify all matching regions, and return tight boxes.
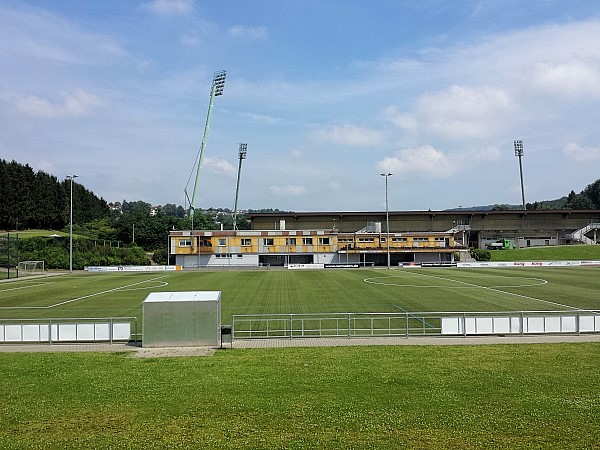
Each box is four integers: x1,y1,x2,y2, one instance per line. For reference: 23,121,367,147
17,260,45,276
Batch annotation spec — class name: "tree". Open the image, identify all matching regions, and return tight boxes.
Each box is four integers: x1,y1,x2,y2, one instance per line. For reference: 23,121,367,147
581,179,600,208
565,190,595,210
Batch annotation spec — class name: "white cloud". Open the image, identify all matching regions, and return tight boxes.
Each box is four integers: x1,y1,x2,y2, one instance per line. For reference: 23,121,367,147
270,185,307,196
564,142,600,161
464,146,501,161
228,25,267,40
0,5,128,65
377,145,457,178
180,32,202,46
384,106,417,131
241,112,284,125
313,124,385,146
417,85,513,140
143,0,194,16
16,89,103,118
531,59,600,99
205,156,236,175
329,181,342,190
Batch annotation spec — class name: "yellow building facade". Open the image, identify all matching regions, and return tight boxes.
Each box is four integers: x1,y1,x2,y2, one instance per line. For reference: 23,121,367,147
169,226,462,268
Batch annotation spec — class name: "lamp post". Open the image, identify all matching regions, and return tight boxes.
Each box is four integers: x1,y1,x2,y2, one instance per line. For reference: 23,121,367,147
66,175,78,273
514,140,525,210
380,173,393,269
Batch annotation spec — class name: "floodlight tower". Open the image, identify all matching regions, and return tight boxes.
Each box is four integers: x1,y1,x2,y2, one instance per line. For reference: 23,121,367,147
232,143,248,230
514,140,526,210
188,70,227,219
380,173,393,269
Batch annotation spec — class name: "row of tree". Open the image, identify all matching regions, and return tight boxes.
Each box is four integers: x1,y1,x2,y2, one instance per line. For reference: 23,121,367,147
0,159,110,230
2,158,600,269
0,159,258,269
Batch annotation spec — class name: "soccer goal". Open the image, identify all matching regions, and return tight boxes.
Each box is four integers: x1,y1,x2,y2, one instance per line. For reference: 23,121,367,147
17,260,45,276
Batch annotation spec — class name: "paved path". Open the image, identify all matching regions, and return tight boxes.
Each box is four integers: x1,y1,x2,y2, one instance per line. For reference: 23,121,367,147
0,334,599,357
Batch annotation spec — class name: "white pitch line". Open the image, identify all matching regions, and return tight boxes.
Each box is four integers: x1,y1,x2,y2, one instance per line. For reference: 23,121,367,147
406,270,578,310
50,275,170,308
0,275,169,310
0,282,55,293
364,275,548,289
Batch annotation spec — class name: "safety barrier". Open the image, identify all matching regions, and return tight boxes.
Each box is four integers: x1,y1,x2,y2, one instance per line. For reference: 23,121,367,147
0,317,137,344
232,310,600,340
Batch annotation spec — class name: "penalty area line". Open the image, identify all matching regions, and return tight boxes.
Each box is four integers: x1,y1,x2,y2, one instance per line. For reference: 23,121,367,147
50,275,170,308
0,275,170,310
408,270,578,311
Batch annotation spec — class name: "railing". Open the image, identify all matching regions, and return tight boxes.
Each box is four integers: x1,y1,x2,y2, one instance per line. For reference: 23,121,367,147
232,310,600,340
0,317,138,344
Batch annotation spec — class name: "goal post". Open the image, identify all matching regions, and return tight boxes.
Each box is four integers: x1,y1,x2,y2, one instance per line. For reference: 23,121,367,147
17,260,45,277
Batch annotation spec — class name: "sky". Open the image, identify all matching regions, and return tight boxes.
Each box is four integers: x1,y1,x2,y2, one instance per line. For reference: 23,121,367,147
2,1,600,212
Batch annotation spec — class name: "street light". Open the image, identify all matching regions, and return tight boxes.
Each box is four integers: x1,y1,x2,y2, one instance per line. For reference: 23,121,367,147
380,173,393,269
514,140,525,210
66,175,78,273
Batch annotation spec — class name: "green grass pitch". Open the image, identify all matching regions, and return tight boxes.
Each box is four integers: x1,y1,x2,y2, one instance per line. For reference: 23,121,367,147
1,267,599,325
1,268,600,449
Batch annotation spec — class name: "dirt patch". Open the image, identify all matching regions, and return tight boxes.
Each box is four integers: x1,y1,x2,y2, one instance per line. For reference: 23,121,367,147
129,346,216,358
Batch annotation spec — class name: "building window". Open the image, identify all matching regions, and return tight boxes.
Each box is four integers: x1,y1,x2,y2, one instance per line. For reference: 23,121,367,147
263,238,274,246
179,239,191,247
286,237,297,245
392,237,407,242
237,254,243,258
241,238,252,246
218,238,226,246
302,237,313,245
318,237,330,245
358,238,374,243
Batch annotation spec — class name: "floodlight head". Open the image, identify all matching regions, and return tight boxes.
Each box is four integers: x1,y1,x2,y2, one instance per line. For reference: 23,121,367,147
514,140,524,157
380,173,393,177
239,143,248,159
212,70,227,96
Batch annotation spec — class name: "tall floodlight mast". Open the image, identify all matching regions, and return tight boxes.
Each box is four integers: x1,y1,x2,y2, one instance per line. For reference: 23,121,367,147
188,70,227,219
514,140,525,210
232,143,248,230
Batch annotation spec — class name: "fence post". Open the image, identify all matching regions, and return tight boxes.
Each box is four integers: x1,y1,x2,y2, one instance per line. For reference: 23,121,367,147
348,313,351,337
520,311,524,336
289,314,293,340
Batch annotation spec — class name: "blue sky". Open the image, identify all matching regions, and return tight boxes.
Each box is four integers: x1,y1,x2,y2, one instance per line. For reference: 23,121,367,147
2,1,600,212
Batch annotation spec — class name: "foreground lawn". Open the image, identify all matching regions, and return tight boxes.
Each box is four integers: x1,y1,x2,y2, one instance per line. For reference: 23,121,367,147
1,343,598,449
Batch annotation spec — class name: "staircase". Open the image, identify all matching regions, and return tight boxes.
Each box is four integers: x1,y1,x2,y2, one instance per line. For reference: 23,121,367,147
567,222,600,245
446,224,471,234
